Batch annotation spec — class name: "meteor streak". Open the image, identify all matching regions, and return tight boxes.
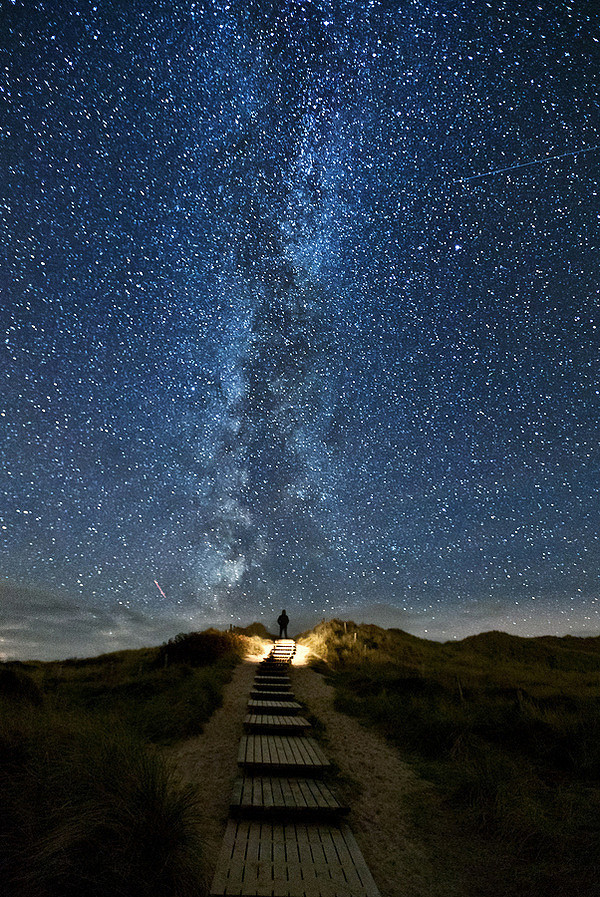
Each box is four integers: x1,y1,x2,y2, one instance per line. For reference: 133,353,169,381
154,580,167,599
459,143,600,182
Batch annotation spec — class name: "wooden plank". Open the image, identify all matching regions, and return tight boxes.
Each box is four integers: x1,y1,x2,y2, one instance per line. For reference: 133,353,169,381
283,822,302,885
292,736,311,767
288,777,308,810
275,734,290,767
263,775,274,809
271,776,284,807
311,779,347,812
252,679,292,687
239,736,329,774
228,819,250,892
254,676,291,683
257,776,266,809
232,776,343,815
245,714,310,731
279,776,295,809
270,822,286,886
281,734,295,768
289,735,307,768
243,820,261,892
303,737,330,768
250,690,295,700
210,828,236,894
231,776,244,808
212,821,381,897
254,675,291,682
247,700,302,714
330,825,381,896
292,779,319,811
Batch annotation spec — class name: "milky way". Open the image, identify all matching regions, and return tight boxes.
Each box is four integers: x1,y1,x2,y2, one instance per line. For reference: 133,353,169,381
1,0,599,659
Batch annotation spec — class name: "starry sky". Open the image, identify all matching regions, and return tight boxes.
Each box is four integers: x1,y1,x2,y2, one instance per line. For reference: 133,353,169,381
1,0,599,660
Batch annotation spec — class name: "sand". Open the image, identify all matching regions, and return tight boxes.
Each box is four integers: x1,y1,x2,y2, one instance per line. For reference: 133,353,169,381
166,648,268,890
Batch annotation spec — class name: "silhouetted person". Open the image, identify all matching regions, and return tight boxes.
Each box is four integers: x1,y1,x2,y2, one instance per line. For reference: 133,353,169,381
277,609,289,638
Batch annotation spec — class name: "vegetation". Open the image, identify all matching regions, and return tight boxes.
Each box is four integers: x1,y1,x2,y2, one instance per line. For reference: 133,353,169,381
299,620,600,896
0,628,253,897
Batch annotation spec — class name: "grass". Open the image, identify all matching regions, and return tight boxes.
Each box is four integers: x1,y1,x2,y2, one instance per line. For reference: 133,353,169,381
299,619,600,896
0,628,256,897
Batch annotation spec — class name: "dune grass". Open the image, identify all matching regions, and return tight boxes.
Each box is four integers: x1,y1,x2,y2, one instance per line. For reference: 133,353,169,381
299,620,600,896
1,709,204,897
0,629,251,897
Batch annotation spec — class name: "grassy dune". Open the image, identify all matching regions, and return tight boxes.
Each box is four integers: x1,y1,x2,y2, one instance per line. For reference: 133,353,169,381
0,629,257,897
299,620,600,896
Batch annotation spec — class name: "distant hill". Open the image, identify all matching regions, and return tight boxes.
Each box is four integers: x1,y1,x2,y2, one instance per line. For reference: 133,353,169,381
297,618,600,686
457,629,600,672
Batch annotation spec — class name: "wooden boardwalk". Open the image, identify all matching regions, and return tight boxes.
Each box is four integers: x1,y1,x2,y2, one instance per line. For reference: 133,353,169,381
250,690,296,700
231,776,348,818
238,733,330,774
247,699,303,715
245,714,311,732
210,639,380,897
211,820,380,897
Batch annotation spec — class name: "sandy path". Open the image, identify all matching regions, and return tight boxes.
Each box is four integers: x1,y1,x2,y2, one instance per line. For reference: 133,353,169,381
291,645,470,897
165,648,268,888
167,645,473,897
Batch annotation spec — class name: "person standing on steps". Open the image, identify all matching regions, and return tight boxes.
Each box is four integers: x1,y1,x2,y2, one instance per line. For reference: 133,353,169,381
277,609,289,638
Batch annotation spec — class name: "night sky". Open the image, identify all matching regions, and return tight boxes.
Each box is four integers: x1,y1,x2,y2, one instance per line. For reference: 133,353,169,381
1,0,599,660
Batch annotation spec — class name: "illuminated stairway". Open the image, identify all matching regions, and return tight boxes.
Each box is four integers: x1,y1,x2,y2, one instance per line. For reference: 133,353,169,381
211,640,381,897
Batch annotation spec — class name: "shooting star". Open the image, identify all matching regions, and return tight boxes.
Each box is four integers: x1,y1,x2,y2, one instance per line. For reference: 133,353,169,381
459,143,600,182
154,580,167,599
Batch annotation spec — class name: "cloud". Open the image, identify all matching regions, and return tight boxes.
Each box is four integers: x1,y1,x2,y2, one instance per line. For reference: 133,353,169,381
0,579,220,661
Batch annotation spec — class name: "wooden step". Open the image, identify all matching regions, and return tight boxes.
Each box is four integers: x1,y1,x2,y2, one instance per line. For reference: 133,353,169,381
238,734,330,774
254,676,291,686
244,714,310,731
210,820,381,897
230,776,349,818
250,689,296,701
247,699,302,715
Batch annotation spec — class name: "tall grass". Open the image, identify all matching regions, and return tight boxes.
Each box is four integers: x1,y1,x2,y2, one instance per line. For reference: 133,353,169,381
300,620,600,896
0,628,252,896
32,629,245,744
1,705,204,897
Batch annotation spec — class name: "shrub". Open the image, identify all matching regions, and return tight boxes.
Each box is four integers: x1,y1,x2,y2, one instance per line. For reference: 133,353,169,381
0,666,42,704
159,630,243,668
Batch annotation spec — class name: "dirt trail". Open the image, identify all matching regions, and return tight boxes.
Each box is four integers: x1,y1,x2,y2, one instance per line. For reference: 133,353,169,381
167,644,473,897
166,648,268,888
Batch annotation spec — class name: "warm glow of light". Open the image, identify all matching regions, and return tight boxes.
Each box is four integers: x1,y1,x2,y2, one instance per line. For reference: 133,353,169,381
291,644,312,666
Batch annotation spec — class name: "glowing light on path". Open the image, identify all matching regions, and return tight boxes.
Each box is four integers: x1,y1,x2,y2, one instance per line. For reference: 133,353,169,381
154,580,167,599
